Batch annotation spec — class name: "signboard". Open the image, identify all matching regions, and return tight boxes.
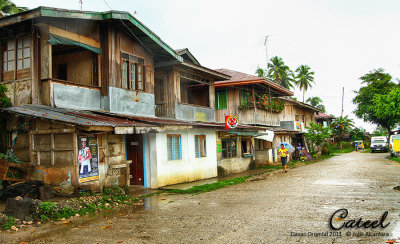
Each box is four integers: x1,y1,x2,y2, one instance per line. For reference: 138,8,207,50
295,122,302,131
225,114,239,132
78,135,99,183
394,136,400,152
216,140,222,152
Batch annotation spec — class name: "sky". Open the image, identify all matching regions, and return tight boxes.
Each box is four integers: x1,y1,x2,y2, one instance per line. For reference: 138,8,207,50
13,0,400,132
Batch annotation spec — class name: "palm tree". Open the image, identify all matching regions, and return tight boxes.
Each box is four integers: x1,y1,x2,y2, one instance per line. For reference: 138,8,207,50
306,96,326,113
266,56,294,89
331,115,354,147
255,66,267,79
295,65,315,102
0,0,27,18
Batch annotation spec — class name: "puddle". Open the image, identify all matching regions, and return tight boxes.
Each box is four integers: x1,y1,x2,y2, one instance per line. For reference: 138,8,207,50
313,179,365,186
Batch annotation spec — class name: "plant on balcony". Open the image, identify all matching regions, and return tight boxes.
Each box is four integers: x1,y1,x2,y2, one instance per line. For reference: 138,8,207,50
239,92,285,112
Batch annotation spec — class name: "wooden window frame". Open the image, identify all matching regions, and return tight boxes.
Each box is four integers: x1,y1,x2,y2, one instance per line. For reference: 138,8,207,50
121,52,150,92
215,88,228,110
195,135,206,158
167,134,182,161
221,139,237,158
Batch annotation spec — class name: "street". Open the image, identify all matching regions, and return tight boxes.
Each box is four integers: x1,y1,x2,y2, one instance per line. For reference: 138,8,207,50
2,151,400,243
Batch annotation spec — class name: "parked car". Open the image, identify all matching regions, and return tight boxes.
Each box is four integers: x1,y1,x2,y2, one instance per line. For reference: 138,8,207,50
389,134,400,156
370,136,388,153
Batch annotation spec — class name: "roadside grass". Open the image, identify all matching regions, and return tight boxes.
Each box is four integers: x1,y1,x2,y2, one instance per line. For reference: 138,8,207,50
361,148,371,153
388,156,400,163
331,148,354,154
166,176,251,194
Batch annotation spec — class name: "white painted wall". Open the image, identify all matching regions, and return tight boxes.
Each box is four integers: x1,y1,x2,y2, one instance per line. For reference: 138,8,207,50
146,128,218,188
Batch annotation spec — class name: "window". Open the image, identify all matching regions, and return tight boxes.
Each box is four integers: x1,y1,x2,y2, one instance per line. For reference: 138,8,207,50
121,52,149,91
295,114,299,121
215,89,228,109
242,139,251,154
3,37,31,73
167,134,182,160
221,139,236,158
195,135,206,158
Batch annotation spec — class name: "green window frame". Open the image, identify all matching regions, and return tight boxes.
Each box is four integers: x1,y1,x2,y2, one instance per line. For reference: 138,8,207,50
215,89,228,109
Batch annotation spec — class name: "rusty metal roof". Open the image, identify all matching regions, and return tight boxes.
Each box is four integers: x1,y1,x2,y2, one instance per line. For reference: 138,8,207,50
214,68,293,96
94,111,263,130
3,105,152,127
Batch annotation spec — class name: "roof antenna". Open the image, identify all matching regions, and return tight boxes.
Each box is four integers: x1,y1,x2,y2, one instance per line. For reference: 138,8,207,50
264,35,269,67
79,0,83,10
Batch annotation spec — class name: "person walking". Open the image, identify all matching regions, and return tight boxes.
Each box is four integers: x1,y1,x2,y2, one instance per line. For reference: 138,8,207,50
278,144,289,173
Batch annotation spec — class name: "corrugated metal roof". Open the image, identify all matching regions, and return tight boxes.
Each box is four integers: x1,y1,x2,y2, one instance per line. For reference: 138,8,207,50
315,112,335,119
214,68,293,96
94,111,262,130
3,105,152,127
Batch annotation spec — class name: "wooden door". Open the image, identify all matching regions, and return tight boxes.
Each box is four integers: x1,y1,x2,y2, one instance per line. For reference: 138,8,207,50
126,134,144,185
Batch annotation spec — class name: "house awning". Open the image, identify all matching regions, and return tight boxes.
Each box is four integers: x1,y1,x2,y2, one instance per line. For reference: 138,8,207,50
229,130,275,142
48,33,101,54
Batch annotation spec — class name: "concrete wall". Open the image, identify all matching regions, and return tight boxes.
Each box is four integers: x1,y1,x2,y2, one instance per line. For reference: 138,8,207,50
218,157,254,176
147,128,218,188
53,83,101,110
105,87,155,117
255,149,278,166
175,103,215,122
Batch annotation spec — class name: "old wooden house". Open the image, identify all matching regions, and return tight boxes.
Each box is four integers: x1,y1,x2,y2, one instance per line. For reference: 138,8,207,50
0,7,261,191
213,69,294,174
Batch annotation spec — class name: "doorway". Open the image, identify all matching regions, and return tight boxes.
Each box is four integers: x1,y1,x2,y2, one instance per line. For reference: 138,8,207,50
126,134,144,185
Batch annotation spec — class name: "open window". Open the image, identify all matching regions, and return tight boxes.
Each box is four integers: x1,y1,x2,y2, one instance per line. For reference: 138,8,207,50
221,139,237,158
195,135,206,158
179,71,210,107
52,45,99,86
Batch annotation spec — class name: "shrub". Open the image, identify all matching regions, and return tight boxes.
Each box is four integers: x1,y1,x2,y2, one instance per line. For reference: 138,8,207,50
322,147,329,155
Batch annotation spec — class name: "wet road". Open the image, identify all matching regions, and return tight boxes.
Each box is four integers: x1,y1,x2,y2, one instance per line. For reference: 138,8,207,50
3,151,400,243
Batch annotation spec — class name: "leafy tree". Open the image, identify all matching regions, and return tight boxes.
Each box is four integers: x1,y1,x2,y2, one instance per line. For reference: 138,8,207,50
295,65,315,102
306,96,326,113
0,0,27,17
353,68,399,138
350,127,366,141
331,115,354,144
373,126,387,137
305,122,331,150
372,87,400,140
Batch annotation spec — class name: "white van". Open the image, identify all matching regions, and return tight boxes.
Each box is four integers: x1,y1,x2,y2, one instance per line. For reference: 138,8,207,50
389,134,400,156
370,136,388,153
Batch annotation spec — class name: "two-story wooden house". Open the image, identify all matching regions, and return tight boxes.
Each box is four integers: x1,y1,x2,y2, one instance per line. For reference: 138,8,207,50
213,69,293,175
0,7,260,191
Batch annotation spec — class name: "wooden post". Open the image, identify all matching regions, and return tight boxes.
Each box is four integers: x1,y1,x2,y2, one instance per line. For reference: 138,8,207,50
72,132,79,195
209,78,215,109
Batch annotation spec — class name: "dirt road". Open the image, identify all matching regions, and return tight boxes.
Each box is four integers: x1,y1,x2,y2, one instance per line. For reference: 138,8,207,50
2,151,400,243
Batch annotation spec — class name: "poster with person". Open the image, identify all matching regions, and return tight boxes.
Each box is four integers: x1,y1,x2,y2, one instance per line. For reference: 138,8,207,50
77,135,99,183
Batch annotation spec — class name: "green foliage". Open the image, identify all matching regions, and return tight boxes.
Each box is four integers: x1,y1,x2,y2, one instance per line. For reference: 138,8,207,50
331,116,354,142
256,56,295,89
1,216,16,230
239,92,285,112
353,68,399,135
0,84,11,108
350,127,366,141
0,0,27,18
0,149,21,164
373,126,387,136
306,96,326,113
305,122,331,148
295,65,315,102
372,87,400,135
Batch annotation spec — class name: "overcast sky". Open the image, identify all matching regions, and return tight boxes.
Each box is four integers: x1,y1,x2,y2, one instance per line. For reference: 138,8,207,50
14,0,400,132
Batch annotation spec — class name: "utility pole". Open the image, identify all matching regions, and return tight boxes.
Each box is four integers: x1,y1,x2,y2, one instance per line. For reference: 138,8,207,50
79,0,83,10
341,87,344,117
264,35,269,67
